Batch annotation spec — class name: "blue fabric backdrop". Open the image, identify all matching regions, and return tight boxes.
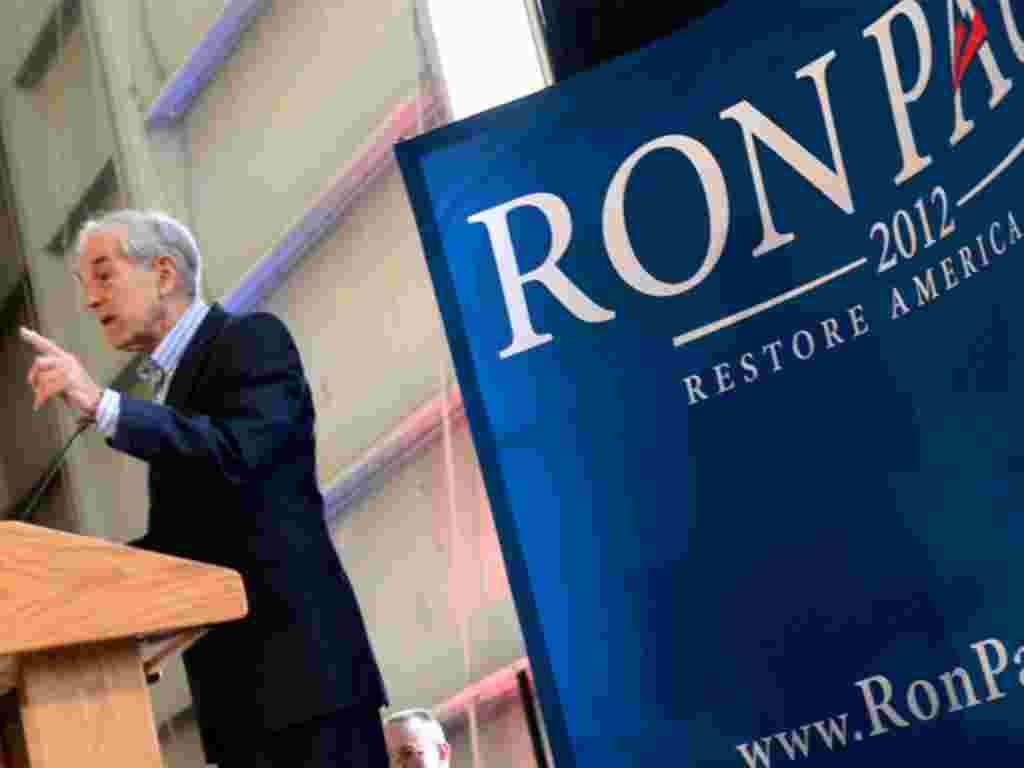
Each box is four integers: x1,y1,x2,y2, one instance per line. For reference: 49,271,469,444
399,2,1024,765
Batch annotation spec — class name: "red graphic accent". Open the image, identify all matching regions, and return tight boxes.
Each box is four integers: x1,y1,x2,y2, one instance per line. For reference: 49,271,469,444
954,7,988,90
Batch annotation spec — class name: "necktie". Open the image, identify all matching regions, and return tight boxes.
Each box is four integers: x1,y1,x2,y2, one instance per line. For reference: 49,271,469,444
137,358,166,400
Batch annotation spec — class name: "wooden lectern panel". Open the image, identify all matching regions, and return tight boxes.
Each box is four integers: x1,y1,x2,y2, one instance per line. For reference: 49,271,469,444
0,521,248,767
0,521,246,655
18,640,162,768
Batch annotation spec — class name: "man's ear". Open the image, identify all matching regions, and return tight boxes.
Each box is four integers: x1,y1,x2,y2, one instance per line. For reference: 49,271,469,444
154,254,178,296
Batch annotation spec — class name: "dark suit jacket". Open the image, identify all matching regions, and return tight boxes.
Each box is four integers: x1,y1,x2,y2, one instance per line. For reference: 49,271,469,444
115,304,386,761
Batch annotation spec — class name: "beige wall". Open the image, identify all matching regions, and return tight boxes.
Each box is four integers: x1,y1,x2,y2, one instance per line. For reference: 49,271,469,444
0,185,21,305
134,0,228,93
2,26,114,254
0,294,62,511
0,18,127,504
0,292,78,532
187,0,420,300
334,409,526,713
263,165,451,485
448,696,541,768
0,3,59,82
158,711,205,768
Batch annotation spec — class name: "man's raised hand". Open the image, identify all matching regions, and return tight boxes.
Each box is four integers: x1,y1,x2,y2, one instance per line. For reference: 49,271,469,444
21,327,102,419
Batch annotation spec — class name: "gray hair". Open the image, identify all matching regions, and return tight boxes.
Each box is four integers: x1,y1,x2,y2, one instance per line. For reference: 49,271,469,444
383,708,448,746
77,209,202,298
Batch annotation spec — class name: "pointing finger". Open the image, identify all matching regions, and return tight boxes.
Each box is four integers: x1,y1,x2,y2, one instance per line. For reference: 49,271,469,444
19,327,65,356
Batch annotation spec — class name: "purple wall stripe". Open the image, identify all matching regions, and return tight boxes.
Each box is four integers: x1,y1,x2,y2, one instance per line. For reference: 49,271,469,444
223,92,440,314
145,0,271,129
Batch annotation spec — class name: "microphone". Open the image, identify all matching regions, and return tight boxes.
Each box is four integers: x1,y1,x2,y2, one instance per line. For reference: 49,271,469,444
4,420,90,522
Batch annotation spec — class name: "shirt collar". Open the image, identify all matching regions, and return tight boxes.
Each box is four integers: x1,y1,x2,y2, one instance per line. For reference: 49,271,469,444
148,299,211,374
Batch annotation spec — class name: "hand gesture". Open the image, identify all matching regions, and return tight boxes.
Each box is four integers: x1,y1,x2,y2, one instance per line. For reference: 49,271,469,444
21,327,102,419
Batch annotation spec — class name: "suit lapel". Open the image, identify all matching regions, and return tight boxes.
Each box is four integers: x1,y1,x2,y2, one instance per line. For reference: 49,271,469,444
164,303,231,409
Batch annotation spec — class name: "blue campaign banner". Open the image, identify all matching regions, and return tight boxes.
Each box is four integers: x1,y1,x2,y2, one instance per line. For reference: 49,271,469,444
396,2,1024,765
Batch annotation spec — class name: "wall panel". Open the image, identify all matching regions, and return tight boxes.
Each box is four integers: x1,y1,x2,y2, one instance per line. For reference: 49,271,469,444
187,0,419,300
264,167,450,485
332,413,526,714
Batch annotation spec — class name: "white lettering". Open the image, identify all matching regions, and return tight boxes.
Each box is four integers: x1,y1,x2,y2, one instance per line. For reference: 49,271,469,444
913,268,939,305
939,667,980,712
848,304,870,337
1008,210,1023,242
864,1,934,184
603,136,729,296
468,193,615,359
941,256,961,289
907,679,941,720
972,638,1009,701
856,675,910,736
736,739,774,768
741,352,759,383
763,340,785,372
961,244,980,276
811,716,849,750
774,726,812,760
684,374,709,405
821,317,844,348
792,330,816,360
714,362,736,394
892,286,911,318
991,221,1006,255
721,51,854,258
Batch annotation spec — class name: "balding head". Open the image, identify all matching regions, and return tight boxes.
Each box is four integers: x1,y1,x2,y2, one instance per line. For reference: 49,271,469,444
77,209,202,299
383,709,451,768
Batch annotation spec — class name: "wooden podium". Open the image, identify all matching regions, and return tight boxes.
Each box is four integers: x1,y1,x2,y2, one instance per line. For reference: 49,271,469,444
0,521,247,768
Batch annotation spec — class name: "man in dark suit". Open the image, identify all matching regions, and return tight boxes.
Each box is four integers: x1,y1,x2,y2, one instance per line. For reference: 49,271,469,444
21,209,388,768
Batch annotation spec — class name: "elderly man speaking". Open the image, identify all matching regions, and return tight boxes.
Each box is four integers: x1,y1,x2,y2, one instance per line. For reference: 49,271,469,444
21,210,388,768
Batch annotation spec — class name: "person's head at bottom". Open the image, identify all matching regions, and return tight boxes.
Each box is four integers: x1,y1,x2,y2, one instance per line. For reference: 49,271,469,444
383,709,451,768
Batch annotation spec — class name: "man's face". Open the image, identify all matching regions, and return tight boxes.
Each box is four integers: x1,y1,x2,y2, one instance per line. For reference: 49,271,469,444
76,227,167,353
384,719,450,768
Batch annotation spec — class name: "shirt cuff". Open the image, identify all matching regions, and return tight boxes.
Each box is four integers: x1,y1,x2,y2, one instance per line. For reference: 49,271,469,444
95,389,121,438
